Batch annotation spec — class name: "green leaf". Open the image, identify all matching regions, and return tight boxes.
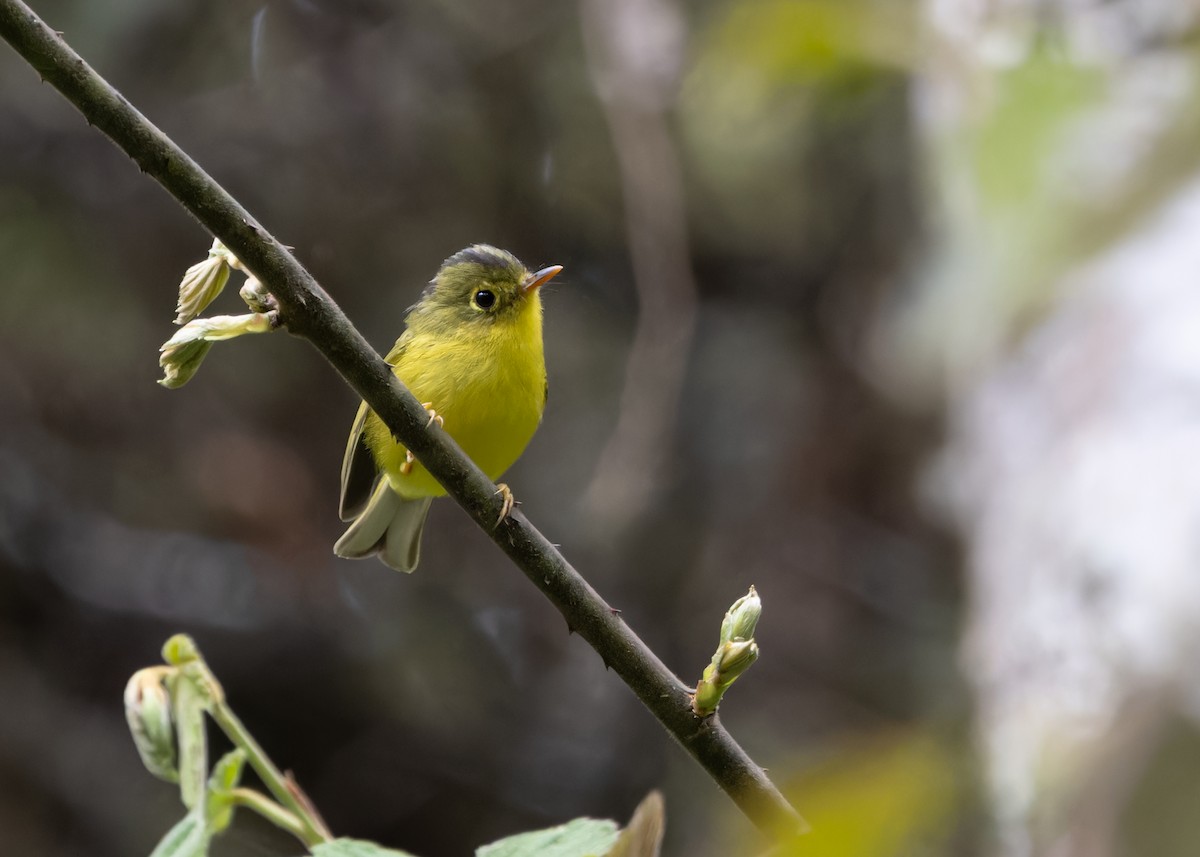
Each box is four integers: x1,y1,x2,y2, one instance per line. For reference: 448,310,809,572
208,748,247,792
311,838,421,857
148,808,211,857
477,818,620,857
205,748,247,833
174,249,231,325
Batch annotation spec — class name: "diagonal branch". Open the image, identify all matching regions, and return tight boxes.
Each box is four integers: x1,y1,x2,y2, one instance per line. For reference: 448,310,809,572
0,0,806,840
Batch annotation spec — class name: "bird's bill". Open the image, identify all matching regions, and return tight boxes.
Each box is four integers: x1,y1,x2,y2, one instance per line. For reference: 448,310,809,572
522,264,563,293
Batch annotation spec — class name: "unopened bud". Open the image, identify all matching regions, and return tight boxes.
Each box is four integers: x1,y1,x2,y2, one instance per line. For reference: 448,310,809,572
124,667,178,782
720,585,761,645
693,588,765,716
163,633,200,666
692,671,721,717
713,639,759,681
163,633,224,706
158,338,213,389
239,276,275,313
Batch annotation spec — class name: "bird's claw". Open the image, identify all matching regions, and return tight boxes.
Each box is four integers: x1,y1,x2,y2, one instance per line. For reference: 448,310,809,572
421,401,444,428
396,403,441,477
494,483,515,527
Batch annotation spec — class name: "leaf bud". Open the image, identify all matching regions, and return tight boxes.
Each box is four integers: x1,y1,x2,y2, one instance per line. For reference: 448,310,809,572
124,667,178,782
720,585,762,645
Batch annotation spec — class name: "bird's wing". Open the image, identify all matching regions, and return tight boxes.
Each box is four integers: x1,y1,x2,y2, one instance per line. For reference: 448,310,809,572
338,400,377,521
382,331,411,365
338,332,411,522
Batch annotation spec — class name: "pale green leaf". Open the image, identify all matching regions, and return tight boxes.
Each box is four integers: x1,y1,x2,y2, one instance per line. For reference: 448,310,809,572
476,818,620,857
148,808,211,857
205,748,247,834
209,748,246,792
311,838,421,857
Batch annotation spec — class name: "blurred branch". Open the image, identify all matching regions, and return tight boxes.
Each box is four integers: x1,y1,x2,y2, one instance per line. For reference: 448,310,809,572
0,0,805,840
580,0,699,530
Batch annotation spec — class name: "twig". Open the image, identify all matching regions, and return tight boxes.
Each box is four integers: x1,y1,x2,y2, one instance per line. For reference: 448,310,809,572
0,0,806,839
226,788,314,847
164,634,333,845
210,699,332,844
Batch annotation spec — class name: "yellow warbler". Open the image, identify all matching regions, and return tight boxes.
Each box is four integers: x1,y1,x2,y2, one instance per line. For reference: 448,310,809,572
334,245,562,572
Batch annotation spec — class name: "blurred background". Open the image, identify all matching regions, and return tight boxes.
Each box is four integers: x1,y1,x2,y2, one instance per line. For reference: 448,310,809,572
3,0,1200,855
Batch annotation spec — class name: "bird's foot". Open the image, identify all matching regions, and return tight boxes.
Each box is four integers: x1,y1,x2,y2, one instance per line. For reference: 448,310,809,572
399,449,415,475
494,483,516,527
420,401,444,428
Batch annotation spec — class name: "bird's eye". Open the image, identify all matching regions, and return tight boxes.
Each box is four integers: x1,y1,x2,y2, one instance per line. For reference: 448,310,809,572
474,289,496,309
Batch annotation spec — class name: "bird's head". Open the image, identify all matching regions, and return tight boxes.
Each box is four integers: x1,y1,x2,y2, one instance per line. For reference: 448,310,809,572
407,245,562,336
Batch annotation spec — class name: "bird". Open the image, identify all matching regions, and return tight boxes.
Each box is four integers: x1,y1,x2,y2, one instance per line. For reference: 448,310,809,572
334,244,562,572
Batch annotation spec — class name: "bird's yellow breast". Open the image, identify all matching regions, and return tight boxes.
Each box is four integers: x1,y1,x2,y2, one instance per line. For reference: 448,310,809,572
363,294,546,499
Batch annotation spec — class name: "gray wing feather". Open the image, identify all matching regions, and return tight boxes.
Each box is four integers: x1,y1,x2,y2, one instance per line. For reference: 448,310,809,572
339,331,411,521
338,400,377,522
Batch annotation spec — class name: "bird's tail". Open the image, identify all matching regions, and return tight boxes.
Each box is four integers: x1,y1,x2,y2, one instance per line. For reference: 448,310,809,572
333,479,433,573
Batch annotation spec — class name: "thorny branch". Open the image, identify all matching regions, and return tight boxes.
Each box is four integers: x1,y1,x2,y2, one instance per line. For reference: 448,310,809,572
0,0,806,840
